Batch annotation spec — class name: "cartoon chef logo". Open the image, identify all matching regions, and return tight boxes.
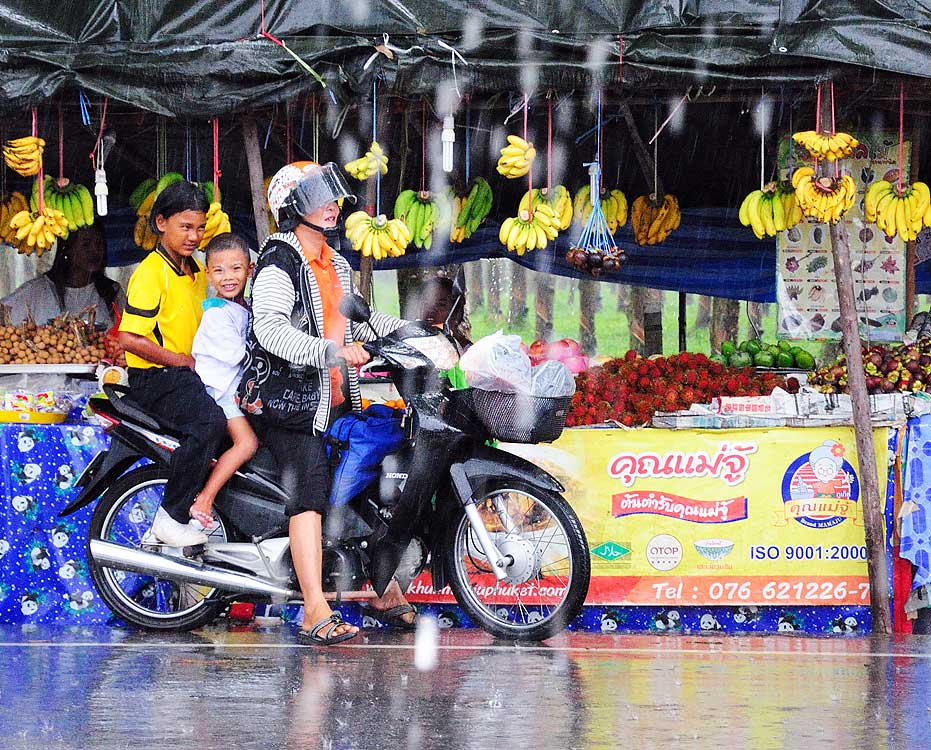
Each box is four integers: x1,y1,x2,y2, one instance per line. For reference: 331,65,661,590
779,440,860,529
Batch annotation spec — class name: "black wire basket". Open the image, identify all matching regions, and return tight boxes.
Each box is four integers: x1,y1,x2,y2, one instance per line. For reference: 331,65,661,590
467,389,572,443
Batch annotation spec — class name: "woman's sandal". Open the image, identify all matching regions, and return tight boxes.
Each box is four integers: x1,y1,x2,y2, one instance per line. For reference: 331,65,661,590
297,613,359,646
361,603,417,631
189,503,215,529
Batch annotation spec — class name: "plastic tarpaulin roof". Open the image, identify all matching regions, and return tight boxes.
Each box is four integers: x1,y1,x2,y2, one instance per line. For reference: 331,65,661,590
2,1,931,116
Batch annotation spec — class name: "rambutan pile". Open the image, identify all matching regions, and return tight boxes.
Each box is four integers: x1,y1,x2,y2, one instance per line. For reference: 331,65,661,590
565,350,786,427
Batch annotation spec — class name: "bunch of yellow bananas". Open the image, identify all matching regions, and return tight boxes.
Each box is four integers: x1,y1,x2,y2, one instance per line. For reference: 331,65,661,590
7,206,69,255
198,201,232,249
865,180,931,242
345,211,411,260
394,189,439,249
792,131,859,162
0,192,29,247
519,185,573,231
3,136,45,177
31,177,94,235
345,142,388,180
450,177,493,243
630,194,681,245
498,203,559,255
496,135,535,179
572,186,628,233
133,189,159,251
738,183,803,239
791,167,856,223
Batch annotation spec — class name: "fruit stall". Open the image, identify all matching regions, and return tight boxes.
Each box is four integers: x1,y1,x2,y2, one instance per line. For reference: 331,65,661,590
2,2,931,634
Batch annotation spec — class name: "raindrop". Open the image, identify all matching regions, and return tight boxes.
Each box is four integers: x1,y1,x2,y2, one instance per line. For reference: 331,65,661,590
414,615,439,671
488,689,503,709
667,95,687,136
462,12,485,51
346,0,370,23
585,38,611,70
753,96,774,139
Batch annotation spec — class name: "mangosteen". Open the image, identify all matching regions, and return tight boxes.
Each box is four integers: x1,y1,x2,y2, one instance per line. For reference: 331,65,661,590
588,253,603,268
906,360,921,374
813,227,824,244
881,379,896,393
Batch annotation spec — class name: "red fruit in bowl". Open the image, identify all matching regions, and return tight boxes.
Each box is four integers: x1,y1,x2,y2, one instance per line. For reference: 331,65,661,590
560,338,583,356
563,355,589,374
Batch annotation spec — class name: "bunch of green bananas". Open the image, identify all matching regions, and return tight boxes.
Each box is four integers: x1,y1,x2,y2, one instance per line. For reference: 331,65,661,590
792,131,859,162
394,189,438,249
345,211,411,260
450,178,493,243
345,142,388,180
792,167,856,224
865,180,931,242
496,135,535,179
498,204,560,255
572,186,628,233
3,136,45,177
128,179,157,212
738,183,802,239
31,177,94,235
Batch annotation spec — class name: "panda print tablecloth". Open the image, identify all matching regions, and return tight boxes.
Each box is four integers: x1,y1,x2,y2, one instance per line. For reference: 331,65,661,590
0,423,112,625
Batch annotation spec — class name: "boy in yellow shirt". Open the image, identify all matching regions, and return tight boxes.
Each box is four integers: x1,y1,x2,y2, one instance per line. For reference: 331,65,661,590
118,181,228,547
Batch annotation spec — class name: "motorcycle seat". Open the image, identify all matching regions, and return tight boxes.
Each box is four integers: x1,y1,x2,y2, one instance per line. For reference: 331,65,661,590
101,384,181,436
242,446,281,484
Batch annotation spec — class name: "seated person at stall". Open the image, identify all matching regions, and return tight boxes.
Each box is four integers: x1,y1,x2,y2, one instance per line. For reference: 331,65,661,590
1,223,125,326
413,275,471,388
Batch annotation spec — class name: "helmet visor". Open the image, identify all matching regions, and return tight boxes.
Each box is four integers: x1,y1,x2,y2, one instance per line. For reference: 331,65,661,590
292,162,356,217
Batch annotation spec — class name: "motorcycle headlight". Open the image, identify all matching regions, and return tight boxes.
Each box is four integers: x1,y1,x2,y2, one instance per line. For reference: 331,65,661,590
404,333,460,370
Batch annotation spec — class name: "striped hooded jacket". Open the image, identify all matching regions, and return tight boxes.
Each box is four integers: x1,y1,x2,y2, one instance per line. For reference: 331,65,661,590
238,231,404,433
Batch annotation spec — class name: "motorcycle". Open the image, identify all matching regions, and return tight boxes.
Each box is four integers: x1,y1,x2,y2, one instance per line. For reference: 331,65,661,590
60,293,590,641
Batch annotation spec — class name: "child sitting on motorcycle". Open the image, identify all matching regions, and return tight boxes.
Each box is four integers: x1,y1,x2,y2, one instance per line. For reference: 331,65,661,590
118,181,228,548
188,233,259,528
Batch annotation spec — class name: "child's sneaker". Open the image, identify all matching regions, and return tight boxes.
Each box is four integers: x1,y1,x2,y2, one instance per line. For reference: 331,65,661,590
149,507,209,547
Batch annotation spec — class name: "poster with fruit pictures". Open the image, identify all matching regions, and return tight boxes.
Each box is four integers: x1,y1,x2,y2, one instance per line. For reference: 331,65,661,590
776,133,909,342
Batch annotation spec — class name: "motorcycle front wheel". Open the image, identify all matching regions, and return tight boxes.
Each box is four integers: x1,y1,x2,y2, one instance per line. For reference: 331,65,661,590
444,480,590,641
87,465,232,631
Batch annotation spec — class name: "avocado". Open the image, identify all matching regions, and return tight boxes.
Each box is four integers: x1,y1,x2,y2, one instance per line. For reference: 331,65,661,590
721,342,736,357
795,351,815,370
778,340,793,352
729,351,753,368
745,340,762,356
776,352,795,368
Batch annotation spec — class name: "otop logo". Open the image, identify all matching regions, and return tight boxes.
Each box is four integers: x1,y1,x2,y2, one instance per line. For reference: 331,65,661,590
646,534,682,571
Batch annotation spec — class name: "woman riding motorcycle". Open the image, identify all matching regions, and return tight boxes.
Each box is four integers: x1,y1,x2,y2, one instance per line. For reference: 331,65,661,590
238,161,415,644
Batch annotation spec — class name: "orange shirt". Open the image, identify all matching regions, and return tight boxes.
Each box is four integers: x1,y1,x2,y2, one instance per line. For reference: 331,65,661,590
306,243,347,407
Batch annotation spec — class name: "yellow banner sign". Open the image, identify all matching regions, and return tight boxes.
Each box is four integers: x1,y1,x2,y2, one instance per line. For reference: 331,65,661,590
499,426,886,607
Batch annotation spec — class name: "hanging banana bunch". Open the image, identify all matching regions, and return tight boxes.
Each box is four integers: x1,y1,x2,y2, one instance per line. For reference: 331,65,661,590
572,186,628,233
738,182,803,239
345,142,388,180
450,178,493,243
865,180,931,242
199,202,232,249
3,136,45,177
345,211,411,260
496,135,535,179
791,167,856,224
792,131,859,162
498,204,560,255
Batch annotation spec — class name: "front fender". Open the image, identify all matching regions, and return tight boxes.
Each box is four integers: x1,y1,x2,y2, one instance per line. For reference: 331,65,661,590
458,442,564,497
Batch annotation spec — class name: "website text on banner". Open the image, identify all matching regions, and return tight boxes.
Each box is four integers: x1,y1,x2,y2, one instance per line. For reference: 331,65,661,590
404,427,888,608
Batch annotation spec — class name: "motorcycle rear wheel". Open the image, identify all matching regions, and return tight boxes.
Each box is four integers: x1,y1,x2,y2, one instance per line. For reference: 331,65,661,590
444,480,590,641
87,465,232,631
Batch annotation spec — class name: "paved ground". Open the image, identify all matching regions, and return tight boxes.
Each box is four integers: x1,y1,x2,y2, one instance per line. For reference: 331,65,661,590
0,623,928,749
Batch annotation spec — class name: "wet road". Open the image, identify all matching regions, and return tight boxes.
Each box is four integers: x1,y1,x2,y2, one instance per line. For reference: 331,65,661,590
1,624,929,749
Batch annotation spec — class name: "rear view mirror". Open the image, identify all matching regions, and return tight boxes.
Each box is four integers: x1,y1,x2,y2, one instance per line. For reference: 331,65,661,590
339,294,371,323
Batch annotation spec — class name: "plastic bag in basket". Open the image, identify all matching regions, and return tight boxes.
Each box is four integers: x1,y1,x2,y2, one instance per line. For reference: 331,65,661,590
531,359,576,398
459,330,532,394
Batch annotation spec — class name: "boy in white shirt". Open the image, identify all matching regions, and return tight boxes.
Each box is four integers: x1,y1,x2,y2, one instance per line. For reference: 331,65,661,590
189,233,258,527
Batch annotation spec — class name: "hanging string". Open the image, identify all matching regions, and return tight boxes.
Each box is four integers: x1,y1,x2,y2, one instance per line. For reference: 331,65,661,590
184,123,192,181
1,121,6,198
32,108,44,215
546,93,553,192
898,82,905,194
831,81,839,179
814,83,822,175
88,97,109,171
212,118,222,203
759,89,765,191
157,117,167,178
523,93,533,216
653,104,658,197
372,78,380,215
285,100,293,164
58,101,64,183
421,101,427,193
465,98,471,185
258,0,330,94
312,95,319,163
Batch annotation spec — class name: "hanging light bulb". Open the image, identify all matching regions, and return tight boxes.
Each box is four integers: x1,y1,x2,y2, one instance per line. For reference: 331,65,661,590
94,168,109,216
442,115,455,173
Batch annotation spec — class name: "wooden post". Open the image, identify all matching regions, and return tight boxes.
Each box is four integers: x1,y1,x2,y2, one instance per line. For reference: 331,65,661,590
535,274,556,341
643,287,664,355
579,278,598,354
711,297,739,353
508,263,528,327
628,286,645,353
468,260,485,308
678,292,687,352
487,259,502,319
242,115,270,248
829,219,891,633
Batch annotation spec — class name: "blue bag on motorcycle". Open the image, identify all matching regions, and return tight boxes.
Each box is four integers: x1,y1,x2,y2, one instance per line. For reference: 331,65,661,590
325,405,405,506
